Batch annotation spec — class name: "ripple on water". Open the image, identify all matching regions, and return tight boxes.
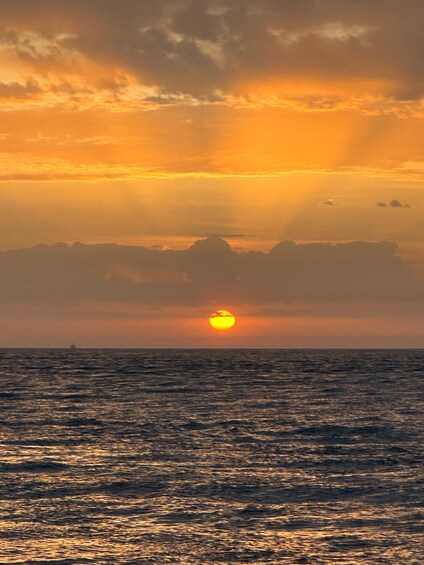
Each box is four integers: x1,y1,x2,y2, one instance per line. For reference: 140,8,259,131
0,348,422,564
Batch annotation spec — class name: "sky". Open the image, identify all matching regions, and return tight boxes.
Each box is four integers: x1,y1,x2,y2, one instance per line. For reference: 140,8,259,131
0,0,423,347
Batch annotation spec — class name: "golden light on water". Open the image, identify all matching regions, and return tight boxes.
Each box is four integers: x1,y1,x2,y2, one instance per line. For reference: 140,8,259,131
209,310,236,331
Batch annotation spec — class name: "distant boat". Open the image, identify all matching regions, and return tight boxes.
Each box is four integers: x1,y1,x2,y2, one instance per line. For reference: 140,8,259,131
69,344,77,351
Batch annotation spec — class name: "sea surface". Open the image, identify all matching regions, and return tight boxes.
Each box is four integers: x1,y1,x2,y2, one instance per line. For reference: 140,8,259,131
0,349,423,564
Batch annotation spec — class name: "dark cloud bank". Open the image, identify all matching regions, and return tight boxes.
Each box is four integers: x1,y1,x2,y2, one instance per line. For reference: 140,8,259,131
1,238,422,307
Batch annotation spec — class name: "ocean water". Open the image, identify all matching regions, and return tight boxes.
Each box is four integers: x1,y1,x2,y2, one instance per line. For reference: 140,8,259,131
0,349,423,565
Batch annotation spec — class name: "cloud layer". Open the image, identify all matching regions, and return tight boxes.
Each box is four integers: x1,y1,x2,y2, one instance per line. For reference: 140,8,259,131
0,1,423,180
0,0,423,109
1,237,422,307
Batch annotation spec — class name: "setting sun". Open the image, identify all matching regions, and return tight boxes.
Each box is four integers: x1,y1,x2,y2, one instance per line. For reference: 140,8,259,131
209,310,236,331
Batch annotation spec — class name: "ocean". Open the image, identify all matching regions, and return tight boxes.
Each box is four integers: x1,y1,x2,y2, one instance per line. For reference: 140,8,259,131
0,349,422,564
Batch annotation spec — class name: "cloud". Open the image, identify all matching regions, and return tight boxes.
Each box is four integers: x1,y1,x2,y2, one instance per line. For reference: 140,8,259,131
377,199,411,208
205,233,248,239
0,79,41,100
0,237,422,308
0,0,423,109
389,198,410,208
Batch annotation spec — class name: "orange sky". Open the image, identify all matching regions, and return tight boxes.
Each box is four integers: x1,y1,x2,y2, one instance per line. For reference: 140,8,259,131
0,0,423,346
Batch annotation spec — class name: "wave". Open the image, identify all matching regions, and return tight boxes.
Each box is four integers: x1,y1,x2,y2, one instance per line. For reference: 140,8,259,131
0,460,69,473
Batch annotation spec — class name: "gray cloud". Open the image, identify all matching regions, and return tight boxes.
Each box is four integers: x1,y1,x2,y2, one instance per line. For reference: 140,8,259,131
204,233,248,239
0,0,423,101
0,237,422,307
389,199,410,208
0,79,41,100
377,199,411,208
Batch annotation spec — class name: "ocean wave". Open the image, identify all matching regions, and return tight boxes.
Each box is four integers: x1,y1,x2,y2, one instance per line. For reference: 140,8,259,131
0,460,69,473
0,348,422,564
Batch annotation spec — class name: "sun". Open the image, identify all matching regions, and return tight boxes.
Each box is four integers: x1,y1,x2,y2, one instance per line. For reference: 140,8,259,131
209,310,236,331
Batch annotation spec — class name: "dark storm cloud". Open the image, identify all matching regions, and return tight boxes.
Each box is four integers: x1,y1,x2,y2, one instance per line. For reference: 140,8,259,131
0,0,423,100
0,237,422,307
